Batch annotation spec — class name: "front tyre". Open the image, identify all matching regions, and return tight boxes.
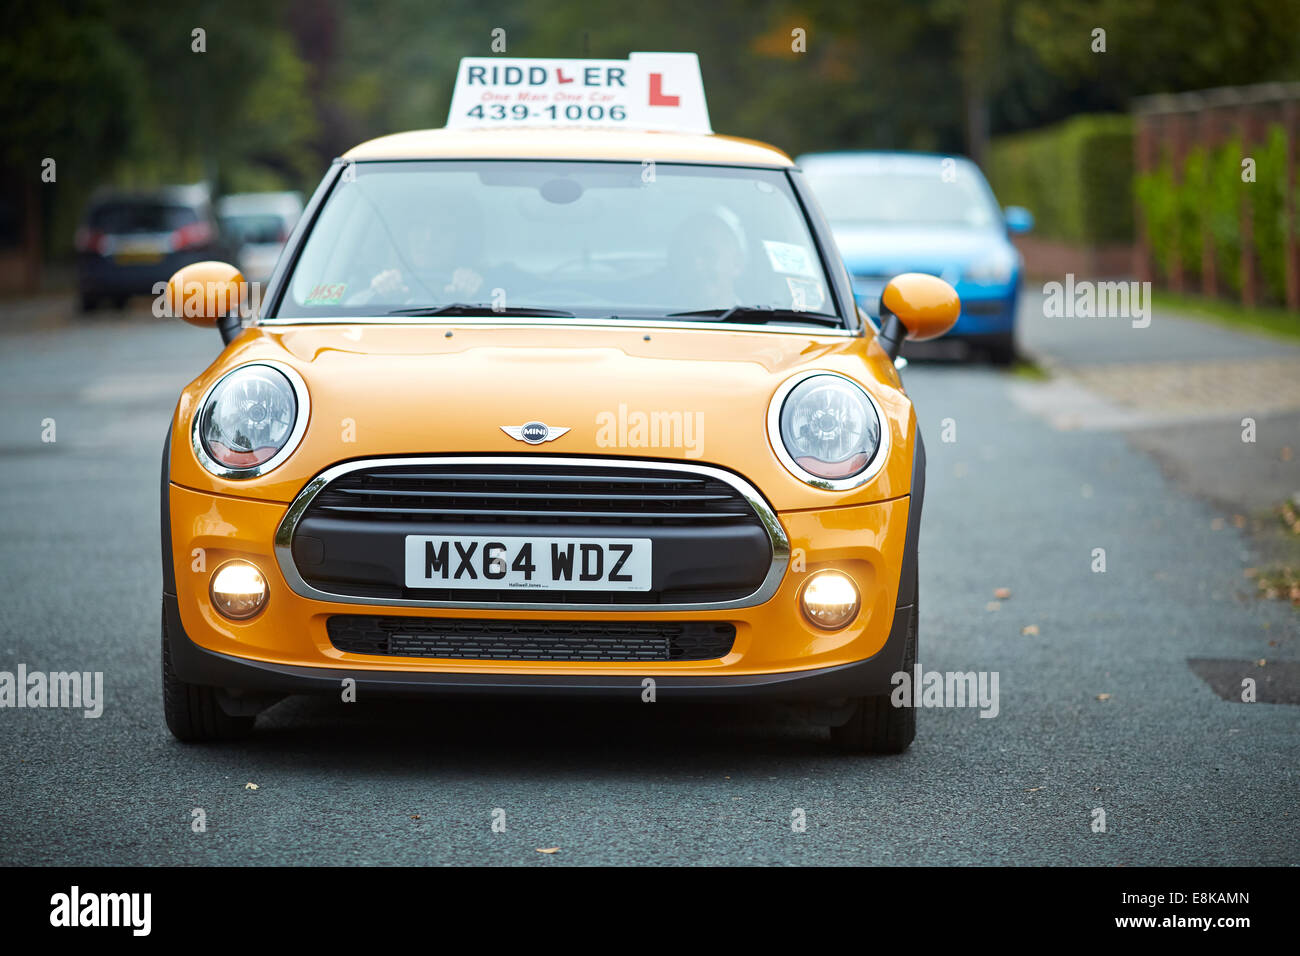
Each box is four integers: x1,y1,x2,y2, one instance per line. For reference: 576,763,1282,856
829,601,917,754
162,605,254,742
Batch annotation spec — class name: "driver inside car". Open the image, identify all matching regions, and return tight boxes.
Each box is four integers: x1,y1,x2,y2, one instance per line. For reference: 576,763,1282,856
347,199,487,306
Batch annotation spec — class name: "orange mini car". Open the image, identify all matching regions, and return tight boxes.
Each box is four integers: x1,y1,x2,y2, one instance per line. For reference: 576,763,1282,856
160,61,957,752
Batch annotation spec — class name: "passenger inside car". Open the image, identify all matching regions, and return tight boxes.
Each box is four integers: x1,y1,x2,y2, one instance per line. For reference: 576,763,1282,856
665,211,747,310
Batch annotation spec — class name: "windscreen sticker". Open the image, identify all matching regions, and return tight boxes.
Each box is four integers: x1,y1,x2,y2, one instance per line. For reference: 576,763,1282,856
785,277,826,312
304,282,347,305
763,240,818,278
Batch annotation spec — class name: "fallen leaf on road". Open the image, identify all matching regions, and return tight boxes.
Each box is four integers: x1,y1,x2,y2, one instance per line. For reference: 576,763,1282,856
536,847,559,854
1095,693,1111,701
994,587,1011,599
244,783,259,790
410,815,420,820
1025,787,1043,792
1257,659,1267,667
1021,624,1039,636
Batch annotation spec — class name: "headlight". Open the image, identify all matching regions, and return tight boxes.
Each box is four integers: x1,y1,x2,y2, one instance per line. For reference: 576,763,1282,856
192,361,308,478
964,248,1017,284
768,372,887,489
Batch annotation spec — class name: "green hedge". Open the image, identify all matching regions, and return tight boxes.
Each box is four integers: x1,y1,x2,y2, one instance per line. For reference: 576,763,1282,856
988,114,1134,244
1135,124,1293,303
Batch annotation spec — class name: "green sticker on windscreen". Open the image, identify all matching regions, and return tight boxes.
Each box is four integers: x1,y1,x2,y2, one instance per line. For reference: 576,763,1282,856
304,282,347,305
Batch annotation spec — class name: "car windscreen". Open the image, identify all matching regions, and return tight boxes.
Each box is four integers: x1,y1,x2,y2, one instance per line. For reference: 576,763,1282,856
274,160,840,324
87,202,199,234
802,160,1001,228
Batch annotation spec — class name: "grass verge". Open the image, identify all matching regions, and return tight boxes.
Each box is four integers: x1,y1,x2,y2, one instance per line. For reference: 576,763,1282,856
1153,290,1300,342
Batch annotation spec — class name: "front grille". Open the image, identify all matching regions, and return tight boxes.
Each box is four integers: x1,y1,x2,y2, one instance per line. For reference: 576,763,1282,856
301,462,760,527
286,458,780,607
289,460,780,608
327,615,737,662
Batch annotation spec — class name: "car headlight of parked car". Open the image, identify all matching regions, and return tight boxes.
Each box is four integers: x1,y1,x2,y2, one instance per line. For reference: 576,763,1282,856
192,361,309,477
769,371,887,489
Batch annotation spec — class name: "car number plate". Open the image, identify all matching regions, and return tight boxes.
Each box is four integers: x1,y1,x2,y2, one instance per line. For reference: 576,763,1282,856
404,535,652,591
113,240,165,265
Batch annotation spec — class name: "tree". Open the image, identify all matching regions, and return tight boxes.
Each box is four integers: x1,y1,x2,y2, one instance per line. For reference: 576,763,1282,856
0,0,143,288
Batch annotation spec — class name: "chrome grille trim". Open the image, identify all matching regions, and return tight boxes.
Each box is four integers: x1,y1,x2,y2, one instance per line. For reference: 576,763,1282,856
274,456,790,612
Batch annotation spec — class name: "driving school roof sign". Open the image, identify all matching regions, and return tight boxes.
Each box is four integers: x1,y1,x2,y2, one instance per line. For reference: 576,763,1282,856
447,52,712,134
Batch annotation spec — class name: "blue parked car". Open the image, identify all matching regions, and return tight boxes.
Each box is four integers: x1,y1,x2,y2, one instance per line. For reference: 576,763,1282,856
796,151,1033,364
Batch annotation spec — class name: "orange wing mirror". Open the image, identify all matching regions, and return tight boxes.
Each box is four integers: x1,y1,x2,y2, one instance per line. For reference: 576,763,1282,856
877,272,960,360
166,261,248,341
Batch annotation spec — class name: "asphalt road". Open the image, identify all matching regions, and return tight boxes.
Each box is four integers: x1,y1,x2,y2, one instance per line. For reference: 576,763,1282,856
0,299,1296,866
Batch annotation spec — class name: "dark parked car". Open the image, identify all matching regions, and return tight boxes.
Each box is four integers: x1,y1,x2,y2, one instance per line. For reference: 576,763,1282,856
75,184,234,311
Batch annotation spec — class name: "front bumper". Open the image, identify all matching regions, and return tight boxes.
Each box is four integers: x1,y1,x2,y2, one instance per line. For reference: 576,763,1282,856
165,477,914,699
163,592,915,701
162,425,927,702
948,290,1017,337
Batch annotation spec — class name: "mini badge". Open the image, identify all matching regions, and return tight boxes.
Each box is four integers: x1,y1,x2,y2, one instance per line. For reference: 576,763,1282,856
501,421,570,444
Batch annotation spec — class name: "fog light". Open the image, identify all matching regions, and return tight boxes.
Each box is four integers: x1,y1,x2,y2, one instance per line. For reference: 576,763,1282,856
800,570,860,630
210,560,268,620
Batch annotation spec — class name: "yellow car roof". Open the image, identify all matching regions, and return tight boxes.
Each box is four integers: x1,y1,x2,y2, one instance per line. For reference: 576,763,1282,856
342,128,793,167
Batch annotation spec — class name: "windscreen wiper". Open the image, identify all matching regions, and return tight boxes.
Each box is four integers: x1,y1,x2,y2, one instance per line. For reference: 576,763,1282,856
387,303,576,317
667,306,845,328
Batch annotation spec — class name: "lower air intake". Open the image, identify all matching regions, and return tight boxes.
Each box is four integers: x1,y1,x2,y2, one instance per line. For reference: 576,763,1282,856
327,616,737,662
